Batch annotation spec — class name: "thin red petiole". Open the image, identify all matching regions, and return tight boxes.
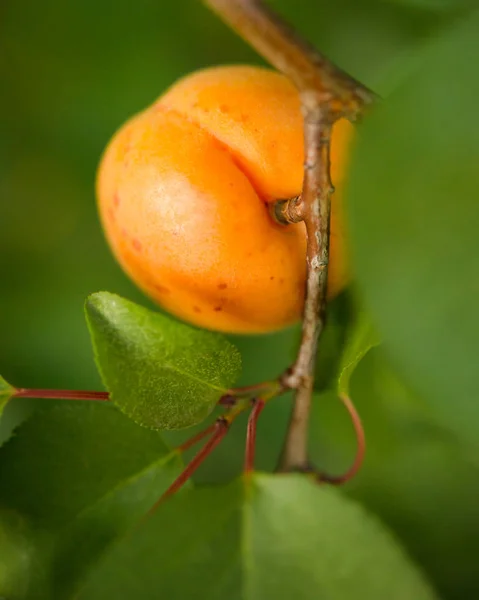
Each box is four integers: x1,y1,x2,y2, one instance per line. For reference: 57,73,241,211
148,418,230,514
220,380,283,406
319,394,365,485
225,381,276,396
176,423,217,453
244,398,266,473
14,388,240,409
13,388,110,402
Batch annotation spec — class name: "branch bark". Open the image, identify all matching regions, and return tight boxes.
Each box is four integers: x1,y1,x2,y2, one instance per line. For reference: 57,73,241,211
280,115,333,468
203,0,376,471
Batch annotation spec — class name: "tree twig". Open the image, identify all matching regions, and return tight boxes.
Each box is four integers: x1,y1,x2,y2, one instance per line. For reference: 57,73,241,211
204,0,376,118
204,0,375,471
279,117,333,468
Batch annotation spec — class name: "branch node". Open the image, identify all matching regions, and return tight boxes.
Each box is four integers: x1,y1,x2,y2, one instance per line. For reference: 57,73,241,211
270,196,304,225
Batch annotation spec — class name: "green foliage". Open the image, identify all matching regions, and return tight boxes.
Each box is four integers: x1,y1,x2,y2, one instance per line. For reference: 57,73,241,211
311,347,479,599
78,474,437,600
0,403,182,598
0,374,14,417
347,9,479,447
378,0,475,12
313,294,380,396
85,292,241,430
0,510,35,599
0,403,179,528
337,309,381,396
2,0,479,598
52,440,181,598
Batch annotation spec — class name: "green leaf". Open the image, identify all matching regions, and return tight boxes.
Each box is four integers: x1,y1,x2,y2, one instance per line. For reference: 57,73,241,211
0,402,181,598
378,0,474,12
0,403,178,528
346,11,479,446
0,509,54,600
337,310,381,396
85,292,241,430
310,346,479,598
79,474,437,600
52,442,181,599
0,509,35,599
0,374,15,417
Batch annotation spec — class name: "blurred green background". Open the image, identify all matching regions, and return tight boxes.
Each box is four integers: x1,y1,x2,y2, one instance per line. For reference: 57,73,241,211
1,0,479,598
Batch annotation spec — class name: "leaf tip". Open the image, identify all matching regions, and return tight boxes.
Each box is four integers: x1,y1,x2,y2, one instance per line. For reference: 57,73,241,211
85,290,119,318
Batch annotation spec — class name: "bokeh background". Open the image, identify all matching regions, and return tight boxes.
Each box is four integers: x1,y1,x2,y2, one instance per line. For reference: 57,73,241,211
1,1,478,598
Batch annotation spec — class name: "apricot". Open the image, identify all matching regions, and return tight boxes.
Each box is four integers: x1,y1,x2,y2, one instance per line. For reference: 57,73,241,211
97,65,352,334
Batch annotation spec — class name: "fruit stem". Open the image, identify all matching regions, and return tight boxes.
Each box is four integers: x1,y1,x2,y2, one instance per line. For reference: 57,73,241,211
13,388,110,402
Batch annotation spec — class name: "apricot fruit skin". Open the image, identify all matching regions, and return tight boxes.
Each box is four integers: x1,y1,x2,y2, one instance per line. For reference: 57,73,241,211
97,65,352,334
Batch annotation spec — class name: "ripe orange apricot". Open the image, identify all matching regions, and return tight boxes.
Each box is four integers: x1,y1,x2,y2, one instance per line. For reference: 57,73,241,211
97,65,353,334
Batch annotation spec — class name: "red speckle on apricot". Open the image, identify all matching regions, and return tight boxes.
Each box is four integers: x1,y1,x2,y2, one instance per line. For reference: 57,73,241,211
132,239,142,252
